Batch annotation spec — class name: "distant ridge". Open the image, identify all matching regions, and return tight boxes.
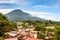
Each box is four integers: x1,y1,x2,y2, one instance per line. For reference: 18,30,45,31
5,9,45,21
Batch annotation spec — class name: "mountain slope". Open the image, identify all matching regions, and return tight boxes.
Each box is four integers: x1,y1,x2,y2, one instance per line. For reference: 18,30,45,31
5,9,45,21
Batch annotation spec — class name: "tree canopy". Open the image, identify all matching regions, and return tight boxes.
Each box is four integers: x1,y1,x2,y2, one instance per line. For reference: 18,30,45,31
0,13,16,37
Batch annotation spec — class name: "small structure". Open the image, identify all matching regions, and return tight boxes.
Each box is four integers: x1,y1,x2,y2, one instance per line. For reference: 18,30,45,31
45,26,55,40
23,29,39,40
8,31,19,37
17,25,23,32
45,26,55,29
16,22,38,38
25,29,30,36
31,31,38,38
16,22,23,32
16,22,23,25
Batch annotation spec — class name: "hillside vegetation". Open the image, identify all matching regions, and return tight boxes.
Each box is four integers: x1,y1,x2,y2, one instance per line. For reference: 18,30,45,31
0,12,60,40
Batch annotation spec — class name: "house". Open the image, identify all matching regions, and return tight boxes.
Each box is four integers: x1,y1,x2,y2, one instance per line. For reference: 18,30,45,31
16,22,38,38
45,26,55,40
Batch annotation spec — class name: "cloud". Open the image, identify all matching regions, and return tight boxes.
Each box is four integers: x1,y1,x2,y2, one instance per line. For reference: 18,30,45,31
15,0,33,6
0,0,18,9
33,0,60,9
0,0,33,8
0,0,32,9
0,0,16,3
0,9,60,21
0,9,14,14
0,3,20,9
23,10,60,21
0,0,60,9
34,5,51,8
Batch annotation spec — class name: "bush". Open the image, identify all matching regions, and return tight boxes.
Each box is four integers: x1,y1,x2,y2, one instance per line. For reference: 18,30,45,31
37,34,44,39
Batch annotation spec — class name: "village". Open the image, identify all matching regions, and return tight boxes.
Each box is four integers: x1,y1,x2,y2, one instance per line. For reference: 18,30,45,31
0,13,57,40
4,22,55,40
4,22,42,40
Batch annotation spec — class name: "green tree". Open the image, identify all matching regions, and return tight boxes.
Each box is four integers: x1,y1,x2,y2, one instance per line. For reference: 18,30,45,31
55,25,60,40
0,13,16,37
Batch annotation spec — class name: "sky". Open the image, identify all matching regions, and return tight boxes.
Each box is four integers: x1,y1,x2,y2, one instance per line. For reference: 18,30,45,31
0,0,60,21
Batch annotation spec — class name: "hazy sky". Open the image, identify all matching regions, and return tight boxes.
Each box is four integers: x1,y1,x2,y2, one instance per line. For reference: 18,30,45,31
0,0,60,21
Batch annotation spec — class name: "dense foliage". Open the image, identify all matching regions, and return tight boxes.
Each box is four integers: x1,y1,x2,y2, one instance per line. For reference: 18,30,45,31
0,13,16,37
